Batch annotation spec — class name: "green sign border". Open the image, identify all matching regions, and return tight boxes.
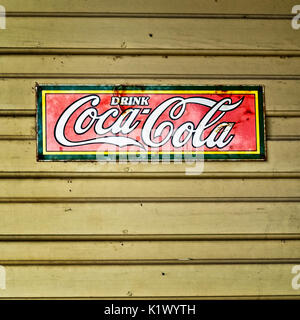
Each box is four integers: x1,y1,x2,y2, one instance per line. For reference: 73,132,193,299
36,85,266,161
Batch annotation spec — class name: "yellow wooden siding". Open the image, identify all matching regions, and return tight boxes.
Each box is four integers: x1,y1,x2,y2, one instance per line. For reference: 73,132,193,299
0,240,299,261
0,0,299,299
2,0,296,15
1,56,300,78
0,202,299,237
0,264,299,299
0,78,299,115
1,18,299,54
0,179,299,199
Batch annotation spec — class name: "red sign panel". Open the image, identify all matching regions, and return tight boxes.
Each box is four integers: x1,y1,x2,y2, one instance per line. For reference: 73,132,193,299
37,85,266,161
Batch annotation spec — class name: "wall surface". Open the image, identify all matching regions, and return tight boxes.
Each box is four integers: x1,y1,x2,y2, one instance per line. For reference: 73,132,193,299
0,0,299,299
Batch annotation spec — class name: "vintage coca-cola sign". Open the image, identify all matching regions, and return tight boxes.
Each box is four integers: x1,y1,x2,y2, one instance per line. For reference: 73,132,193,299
36,85,266,161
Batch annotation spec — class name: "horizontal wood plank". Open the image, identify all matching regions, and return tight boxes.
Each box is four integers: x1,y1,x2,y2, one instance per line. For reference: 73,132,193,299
0,140,298,175
0,202,299,237
0,178,299,199
0,264,298,298
267,117,300,140
1,78,300,115
0,240,299,262
1,56,300,79
1,17,298,53
0,116,35,137
2,0,295,15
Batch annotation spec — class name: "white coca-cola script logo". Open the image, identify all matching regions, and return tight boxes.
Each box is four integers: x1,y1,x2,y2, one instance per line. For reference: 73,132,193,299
54,95,244,150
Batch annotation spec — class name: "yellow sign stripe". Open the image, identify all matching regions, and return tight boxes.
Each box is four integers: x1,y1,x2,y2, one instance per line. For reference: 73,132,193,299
42,90,260,155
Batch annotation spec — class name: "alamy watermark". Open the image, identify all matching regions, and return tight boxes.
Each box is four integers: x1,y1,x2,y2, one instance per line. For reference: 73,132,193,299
292,5,300,29
94,132,205,176
0,5,5,29
291,265,300,290
0,266,6,290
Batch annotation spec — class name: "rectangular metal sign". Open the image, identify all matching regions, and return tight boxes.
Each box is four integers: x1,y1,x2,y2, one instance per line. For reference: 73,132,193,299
36,85,266,161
